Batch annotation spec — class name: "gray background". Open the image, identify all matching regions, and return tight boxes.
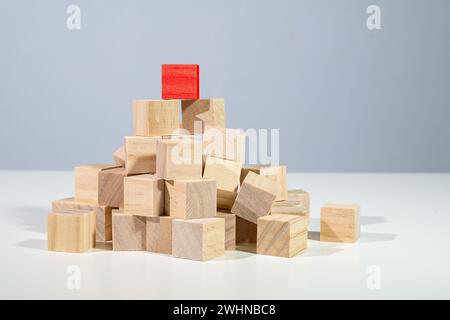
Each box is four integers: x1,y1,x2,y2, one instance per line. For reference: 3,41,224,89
0,0,449,172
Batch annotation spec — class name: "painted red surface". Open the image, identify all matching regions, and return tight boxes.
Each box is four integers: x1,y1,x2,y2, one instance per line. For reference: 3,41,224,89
162,64,199,100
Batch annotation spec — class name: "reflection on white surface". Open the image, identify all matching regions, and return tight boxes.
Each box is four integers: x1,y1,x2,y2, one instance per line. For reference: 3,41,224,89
0,171,449,299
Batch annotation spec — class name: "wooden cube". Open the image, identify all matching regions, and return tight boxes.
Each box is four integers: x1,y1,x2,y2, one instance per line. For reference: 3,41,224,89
112,210,146,251
146,216,176,254
217,189,237,210
181,99,225,134
124,174,164,217
52,197,112,242
271,200,309,220
162,64,199,100
48,209,95,253
320,203,360,243
203,156,242,192
287,189,310,215
240,165,287,201
172,218,225,261
98,167,127,207
113,145,125,166
231,171,279,224
133,99,180,137
165,179,217,219
203,126,246,163
217,210,236,250
74,164,117,204
236,216,257,244
257,214,308,258
124,136,159,175
156,136,202,180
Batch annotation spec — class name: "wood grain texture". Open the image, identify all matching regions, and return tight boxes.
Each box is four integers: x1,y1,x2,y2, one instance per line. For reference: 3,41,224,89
156,136,202,180
172,218,225,261
162,64,199,100
217,210,236,250
124,174,164,217
165,179,217,219
112,210,146,251
236,216,257,244
320,203,360,243
271,200,309,221
74,164,118,204
240,165,288,201
217,189,237,210
98,167,127,208
113,146,125,166
231,171,279,224
257,214,308,258
202,126,245,163
125,136,159,175
203,156,242,192
181,99,225,134
48,209,95,253
146,216,175,254
52,197,112,242
286,189,310,216
133,99,180,137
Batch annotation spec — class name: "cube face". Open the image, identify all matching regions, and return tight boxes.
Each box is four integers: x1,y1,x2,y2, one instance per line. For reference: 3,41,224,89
146,216,175,254
203,126,245,163
236,216,257,244
271,200,309,220
181,99,225,134
52,197,112,242
162,64,199,100
231,171,279,224
257,214,308,258
75,164,116,204
98,168,127,207
320,204,360,243
48,210,95,253
124,174,164,217
133,99,180,137
217,189,237,210
287,190,310,215
112,211,146,251
172,218,225,261
156,137,202,180
165,179,217,219
240,165,287,201
203,156,242,192
125,136,159,175
217,211,236,250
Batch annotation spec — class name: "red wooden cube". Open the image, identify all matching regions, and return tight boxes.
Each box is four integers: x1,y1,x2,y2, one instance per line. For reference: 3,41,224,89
162,64,199,100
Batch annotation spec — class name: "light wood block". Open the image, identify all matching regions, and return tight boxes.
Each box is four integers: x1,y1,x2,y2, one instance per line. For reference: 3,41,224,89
133,99,180,137
217,210,236,250
165,179,217,219
146,216,175,254
203,126,246,163
98,167,127,208
181,99,225,134
124,136,159,175
112,210,146,251
113,146,125,166
48,209,95,253
217,189,237,210
52,197,112,242
124,174,164,217
231,171,279,224
257,214,308,258
240,165,287,201
172,218,225,261
74,164,118,204
271,200,309,220
156,136,202,180
236,216,257,244
286,189,310,215
320,203,360,243
203,156,242,192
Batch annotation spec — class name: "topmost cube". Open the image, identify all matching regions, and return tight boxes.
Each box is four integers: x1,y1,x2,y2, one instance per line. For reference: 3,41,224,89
162,64,199,100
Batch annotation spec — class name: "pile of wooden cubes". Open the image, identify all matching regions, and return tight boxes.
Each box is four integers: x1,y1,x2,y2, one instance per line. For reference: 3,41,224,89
47,64,360,260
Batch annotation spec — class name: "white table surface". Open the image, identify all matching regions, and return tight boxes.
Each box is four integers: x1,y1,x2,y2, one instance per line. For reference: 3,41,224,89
0,170,449,299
